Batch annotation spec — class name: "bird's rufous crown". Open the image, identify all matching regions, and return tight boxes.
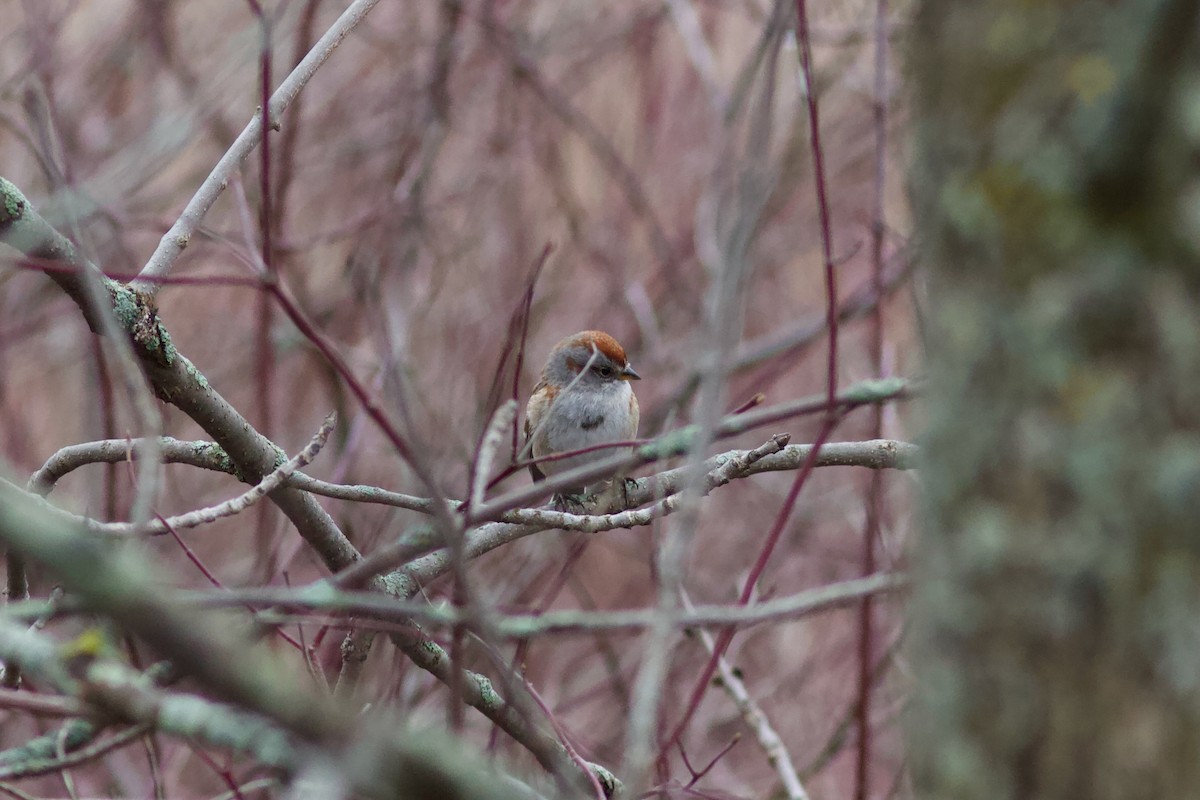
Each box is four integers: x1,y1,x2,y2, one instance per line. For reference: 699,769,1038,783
560,330,628,364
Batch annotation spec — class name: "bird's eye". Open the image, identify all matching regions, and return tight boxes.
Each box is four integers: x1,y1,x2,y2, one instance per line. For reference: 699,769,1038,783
596,365,614,378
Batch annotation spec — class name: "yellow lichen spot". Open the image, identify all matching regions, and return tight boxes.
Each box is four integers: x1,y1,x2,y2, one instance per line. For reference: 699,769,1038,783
1067,55,1116,106
59,627,120,663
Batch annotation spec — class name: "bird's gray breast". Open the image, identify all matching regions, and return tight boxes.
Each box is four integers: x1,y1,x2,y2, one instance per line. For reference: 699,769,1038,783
540,381,633,455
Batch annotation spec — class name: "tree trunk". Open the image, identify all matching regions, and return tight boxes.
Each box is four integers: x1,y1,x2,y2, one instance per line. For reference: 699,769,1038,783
908,0,1200,797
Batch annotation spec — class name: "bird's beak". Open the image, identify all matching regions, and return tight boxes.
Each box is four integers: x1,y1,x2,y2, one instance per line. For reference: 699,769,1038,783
620,364,641,381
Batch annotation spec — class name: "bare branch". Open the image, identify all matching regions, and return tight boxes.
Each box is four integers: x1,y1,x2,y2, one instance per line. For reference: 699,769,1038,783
29,438,237,497
0,500,542,799
684,592,810,800
472,400,517,511
0,176,359,571
175,572,908,637
472,377,912,523
392,438,916,593
132,0,384,293
95,413,335,537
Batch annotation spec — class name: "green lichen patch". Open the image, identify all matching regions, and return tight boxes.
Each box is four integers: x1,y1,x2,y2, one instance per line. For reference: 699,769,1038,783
194,442,238,478
105,279,176,367
841,376,909,404
0,177,28,225
182,358,210,390
473,674,500,707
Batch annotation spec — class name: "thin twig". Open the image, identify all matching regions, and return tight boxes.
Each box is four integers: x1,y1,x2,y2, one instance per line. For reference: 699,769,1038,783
683,592,809,800
474,378,911,524
132,0,383,292
855,1,891,796
396,436,915,598
0,176,360,572
192,572,908,637
665,0,728,113
477,11,678,276
80,414,335,537
0,688,85,718
472,401,518,512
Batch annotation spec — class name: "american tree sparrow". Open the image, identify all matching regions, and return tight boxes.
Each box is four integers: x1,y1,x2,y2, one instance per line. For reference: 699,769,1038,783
524,331,641,495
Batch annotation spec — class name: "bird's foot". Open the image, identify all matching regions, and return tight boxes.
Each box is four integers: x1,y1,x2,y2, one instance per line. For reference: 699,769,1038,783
551,492,590,513
622,476,639,507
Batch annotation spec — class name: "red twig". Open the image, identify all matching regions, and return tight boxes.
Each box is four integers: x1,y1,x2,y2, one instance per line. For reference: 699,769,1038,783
160,513,303,652
488,387,782,489
261,280,435,492
456,246,550,733
283,571,327,690
793,0,839,408
656,413,841,763
658,0,844,765
512,245,551,459
507,535,592,678
854,3,890,797
521,677,607,800
247,0,278,590
271,0,324,235
728,392,766,416
189,745,246,800
473,243,551,483
683,735,740,788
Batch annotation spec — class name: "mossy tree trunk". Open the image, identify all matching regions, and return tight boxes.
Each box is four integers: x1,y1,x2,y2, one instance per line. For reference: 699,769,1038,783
908,0,1200,797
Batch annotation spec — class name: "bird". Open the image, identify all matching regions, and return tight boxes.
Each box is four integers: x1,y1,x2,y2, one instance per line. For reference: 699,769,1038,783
523,330,641,498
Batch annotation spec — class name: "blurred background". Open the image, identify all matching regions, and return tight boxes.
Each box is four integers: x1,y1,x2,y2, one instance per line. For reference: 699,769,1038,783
0,0,917,796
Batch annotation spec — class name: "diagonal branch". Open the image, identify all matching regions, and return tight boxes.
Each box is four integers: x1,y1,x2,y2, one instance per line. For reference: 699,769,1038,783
0,176,360,571
85,415,334,537
131,0,383,293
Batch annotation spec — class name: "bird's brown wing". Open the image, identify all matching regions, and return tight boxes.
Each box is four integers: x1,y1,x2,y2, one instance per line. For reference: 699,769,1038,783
524,379,548,482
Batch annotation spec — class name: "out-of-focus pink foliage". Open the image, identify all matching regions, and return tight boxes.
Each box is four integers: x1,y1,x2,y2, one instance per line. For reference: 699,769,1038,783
0,0,916,796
